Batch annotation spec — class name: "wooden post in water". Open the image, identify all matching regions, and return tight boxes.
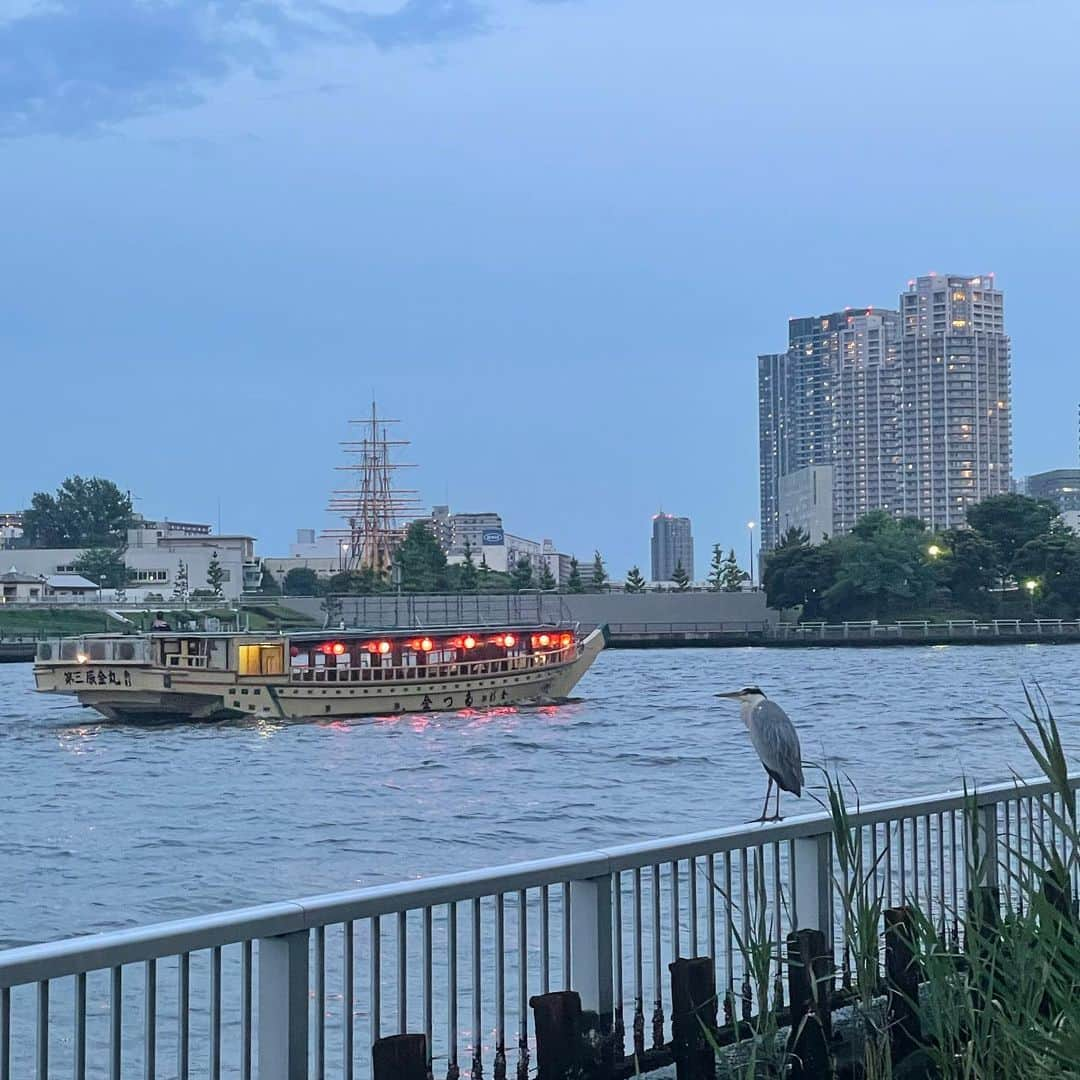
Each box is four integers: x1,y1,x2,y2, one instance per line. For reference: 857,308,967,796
668,957,716,1080
884,907,921,1066
530,989,613,1080
372,1034,427,1080
785,929,833,1080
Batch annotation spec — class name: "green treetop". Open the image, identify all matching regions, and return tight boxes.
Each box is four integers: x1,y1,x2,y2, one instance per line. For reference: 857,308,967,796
459,541,479,591
565,557,584,594
625,566,646,593
538,562,557,590
719,548,745,592
23,475,134,548
671,561,690,591
510,556,534,591
590,551,608,592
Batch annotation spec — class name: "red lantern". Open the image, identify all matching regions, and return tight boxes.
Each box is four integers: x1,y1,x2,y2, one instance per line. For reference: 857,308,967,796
503,633,516,648
538,633,551,647
463,635,477,650
331,642,346,656
420,637,433,652
560,632,573,648
378,640,391,655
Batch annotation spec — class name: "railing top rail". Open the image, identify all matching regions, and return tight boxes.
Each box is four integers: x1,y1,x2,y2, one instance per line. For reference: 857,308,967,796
2,771,1075,988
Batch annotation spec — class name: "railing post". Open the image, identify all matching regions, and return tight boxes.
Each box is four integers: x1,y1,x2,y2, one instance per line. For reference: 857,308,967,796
569,874,614,1026
792,833,831,934
966,804,999,888
258,931,309,1080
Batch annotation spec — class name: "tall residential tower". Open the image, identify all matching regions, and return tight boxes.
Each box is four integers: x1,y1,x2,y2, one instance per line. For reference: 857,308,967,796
758,274,1012,550
650,513,694,582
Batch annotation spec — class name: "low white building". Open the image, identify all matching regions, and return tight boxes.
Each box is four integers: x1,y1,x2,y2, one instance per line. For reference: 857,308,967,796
0,569,44,602
4,522,259,601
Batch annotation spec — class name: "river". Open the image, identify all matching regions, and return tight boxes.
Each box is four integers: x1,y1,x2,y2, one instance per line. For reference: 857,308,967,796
3,644,1079,949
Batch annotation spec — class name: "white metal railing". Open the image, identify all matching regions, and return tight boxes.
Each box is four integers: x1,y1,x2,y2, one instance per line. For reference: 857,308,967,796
0,774,1075,1079
771,619,1080,639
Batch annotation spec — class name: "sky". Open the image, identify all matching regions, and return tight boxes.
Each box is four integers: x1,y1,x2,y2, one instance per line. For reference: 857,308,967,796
2,0,1079,577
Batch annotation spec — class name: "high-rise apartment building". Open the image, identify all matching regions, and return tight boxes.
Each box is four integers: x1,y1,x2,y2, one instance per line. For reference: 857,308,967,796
758,274,1012,549
896,274,1011,527
650,513,693,582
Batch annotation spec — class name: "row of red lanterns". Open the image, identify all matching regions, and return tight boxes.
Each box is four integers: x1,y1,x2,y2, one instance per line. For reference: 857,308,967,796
307,632,563,657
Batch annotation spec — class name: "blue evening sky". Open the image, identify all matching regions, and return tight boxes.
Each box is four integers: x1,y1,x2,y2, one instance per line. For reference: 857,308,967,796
2,1,1078,576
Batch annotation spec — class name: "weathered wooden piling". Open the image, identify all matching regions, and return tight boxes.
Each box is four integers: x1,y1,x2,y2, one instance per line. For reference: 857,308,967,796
669,957,717,1080
372,1033,427,1080
529,989,613,1080
785,928,833,1080
884,906,922,1066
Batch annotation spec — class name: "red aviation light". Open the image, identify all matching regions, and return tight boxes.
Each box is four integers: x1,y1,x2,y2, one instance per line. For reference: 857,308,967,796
462,635,477,650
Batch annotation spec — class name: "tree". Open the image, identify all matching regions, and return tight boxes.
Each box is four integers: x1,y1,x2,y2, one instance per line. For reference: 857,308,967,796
720,549,745,592
707,544,725,591
397,521,449,593
820,525,936,621
206,553,225,599
23,476,134,548
283,566,320,596
259,567,281,595
459,541,479,591
326,568,383,595
321,592,343,627
72,547,126,590
590,551,608,592
777,526,810,549
671,561,690,591
625,566,646,593
1013,529,1080,616
565,557,584,594
172,559,189,601
538,562,557,590
510,556,534,591
762,539,834,618
935,528,998,611
966,494,1059,584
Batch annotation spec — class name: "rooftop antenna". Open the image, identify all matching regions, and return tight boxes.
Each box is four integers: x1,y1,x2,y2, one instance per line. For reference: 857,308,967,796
325,401,423,573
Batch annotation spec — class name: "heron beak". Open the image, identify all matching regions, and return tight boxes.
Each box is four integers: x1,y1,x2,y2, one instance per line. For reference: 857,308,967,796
714,690,741,700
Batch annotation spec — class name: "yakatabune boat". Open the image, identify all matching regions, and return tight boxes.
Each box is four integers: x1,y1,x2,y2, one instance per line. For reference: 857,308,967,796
33,624,606,721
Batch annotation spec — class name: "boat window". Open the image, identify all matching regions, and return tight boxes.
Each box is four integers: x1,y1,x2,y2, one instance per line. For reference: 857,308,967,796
238,643,284,676
206,639,228,670
88,641,107,661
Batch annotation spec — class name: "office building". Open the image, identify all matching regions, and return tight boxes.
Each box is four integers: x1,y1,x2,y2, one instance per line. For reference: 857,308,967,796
1026,469,1080,531
650,513,693,582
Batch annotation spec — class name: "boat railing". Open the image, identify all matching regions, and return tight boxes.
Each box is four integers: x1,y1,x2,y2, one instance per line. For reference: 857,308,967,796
0,772,1074,1078
288,644,576,684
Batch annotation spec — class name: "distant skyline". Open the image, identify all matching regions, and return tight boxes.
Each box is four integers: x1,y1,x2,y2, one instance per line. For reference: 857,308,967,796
3,1,1079,577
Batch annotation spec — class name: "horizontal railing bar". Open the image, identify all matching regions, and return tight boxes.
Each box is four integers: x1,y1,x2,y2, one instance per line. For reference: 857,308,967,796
1,772,1074,988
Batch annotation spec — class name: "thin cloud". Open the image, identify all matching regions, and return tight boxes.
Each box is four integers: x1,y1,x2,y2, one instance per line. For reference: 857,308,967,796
0,0,488,138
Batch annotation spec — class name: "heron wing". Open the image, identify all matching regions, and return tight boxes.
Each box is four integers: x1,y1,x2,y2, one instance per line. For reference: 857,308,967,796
748,700,804,795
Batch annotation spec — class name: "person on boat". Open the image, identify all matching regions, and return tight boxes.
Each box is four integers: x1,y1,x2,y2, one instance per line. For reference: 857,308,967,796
150,612,171,631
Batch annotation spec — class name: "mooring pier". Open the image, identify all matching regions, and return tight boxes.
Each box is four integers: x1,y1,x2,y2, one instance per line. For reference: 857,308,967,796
0,773,1074,1078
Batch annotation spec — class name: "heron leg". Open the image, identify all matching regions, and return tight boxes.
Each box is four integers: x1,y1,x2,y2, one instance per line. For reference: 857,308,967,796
753,777,774,822
772,784,783,822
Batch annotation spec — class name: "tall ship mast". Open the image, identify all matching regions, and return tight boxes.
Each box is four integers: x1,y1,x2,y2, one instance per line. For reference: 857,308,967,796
325,403,422,573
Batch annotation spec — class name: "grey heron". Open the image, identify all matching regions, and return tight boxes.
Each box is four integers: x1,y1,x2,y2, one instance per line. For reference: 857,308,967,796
716,686,803,821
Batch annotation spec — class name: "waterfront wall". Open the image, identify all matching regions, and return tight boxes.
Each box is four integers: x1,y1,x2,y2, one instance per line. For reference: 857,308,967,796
274,589,777,635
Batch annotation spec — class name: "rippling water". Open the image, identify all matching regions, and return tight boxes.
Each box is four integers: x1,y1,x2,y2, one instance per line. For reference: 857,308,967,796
3,644,1080,948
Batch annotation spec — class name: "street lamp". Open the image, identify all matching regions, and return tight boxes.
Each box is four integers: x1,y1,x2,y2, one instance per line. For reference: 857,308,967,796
339,541,349,571
1025,578,1038,615
747,521,756,588
927,544,942,559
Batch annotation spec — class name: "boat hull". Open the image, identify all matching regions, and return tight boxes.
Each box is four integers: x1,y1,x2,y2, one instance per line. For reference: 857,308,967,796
42,627,606,722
